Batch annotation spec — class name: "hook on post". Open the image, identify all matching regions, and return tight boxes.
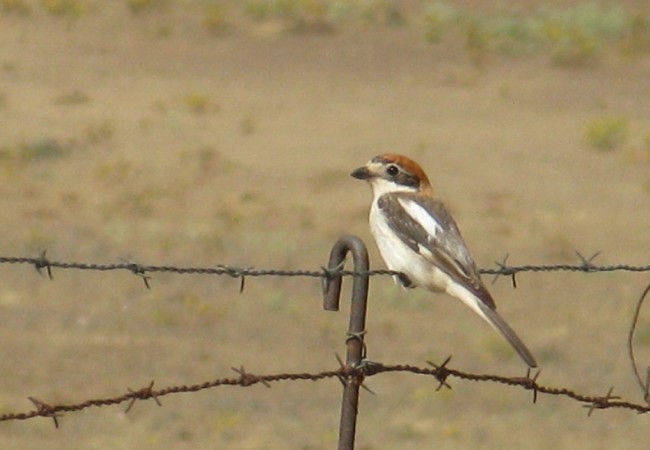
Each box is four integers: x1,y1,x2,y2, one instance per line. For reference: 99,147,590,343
323,235,370,450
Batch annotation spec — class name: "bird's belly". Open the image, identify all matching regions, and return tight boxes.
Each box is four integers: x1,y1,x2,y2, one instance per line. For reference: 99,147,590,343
370,207,449,292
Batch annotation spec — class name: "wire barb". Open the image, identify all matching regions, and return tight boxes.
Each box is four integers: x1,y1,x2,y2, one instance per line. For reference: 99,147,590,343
584,386,619,417
27,396,61,428
320,259,345,297
575,250,601,273
34,250,53,280
232,366,270,388
491,253,517,287
217,265,251,293
526,369,542,404
427,356,453,391
125,380,161,413
120,258,152,289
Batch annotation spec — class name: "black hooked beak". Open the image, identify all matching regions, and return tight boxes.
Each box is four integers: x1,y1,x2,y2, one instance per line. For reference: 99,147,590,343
350,166,372,180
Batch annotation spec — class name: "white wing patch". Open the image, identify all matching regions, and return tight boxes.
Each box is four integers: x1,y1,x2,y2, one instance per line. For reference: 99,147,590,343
398,198,442,238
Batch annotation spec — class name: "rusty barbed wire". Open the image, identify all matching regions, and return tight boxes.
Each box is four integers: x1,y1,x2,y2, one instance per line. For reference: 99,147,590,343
1,245,650,441
1,360,649,427
0,251,648,289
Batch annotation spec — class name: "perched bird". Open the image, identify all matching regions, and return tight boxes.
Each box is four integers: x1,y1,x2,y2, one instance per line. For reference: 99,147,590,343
351,154,537,368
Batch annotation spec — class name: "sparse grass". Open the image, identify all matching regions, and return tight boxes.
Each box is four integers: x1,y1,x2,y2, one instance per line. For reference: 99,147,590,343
0,138,70,172
1,0,32,15
464,19,488,67
185,92,217,115
83,120,115,145
22,138,68,159
178,147,239,180
28,0,645,63
125,0,166,14
54,90,89,105
41,0,85,17
243,0,337,34
214,204,243,227
422,1,459,43
544,23,599,66
359,0,405,27
539,3,626,67
419,2,641,66
585,116,628,151
94,158,133,183
152,306,178,326
195,146,219,176
242,0,270,21
109,186,168,217
203,4,227,33
242,0,403,32
620,14,650,56
155,23,174,38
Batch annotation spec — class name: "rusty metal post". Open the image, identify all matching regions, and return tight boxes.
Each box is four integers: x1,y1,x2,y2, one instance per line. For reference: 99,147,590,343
323,235,370,450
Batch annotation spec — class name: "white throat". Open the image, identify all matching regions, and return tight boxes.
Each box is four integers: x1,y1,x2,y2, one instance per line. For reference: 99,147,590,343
369,178,417,199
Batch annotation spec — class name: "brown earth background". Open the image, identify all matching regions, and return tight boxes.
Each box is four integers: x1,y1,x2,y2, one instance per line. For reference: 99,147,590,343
1,1,650,448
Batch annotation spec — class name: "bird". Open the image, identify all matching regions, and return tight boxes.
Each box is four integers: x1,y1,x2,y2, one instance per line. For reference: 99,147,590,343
351,153,537,368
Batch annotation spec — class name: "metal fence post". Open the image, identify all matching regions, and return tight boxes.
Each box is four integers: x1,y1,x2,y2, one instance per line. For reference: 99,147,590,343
323,235,370,450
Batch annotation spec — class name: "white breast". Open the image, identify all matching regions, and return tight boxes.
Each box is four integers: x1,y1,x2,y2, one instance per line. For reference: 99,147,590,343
369,199,450,292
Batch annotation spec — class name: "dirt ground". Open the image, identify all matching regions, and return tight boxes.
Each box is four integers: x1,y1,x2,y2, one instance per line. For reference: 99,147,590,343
1,1,650,449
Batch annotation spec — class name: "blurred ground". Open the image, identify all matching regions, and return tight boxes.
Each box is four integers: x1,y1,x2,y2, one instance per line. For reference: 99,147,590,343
1,1,650,449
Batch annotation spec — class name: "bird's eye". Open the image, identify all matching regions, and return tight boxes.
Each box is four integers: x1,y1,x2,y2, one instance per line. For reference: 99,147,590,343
386,164,399,177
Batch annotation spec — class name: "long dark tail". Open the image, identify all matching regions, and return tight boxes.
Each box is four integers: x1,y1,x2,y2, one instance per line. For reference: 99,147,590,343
476,301,538,368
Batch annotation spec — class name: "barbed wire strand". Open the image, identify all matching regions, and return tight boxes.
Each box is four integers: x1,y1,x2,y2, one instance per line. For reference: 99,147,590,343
1,360,649,427
1,250,649,429
0,252,649,289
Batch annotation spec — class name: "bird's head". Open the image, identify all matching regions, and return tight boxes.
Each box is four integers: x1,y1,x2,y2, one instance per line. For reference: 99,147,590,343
351,154,432,196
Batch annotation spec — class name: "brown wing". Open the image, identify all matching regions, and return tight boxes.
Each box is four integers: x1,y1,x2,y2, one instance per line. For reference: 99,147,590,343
377,192,496,309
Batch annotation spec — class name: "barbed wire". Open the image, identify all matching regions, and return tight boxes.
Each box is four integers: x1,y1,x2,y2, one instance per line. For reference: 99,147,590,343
0,251,648,291
1,358,648,428
1,248,649,437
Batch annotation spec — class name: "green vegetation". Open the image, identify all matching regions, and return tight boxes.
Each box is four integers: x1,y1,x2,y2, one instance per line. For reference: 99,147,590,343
242,0,403,32
1,0,32,14
421,2,641,65
584,116,628,151
0,138,69,162
203,4,227,33
3,1,649,64
184,92,215,115
620,14,650,56
41,0,85,17
126,0,167,14
243,0,337,33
